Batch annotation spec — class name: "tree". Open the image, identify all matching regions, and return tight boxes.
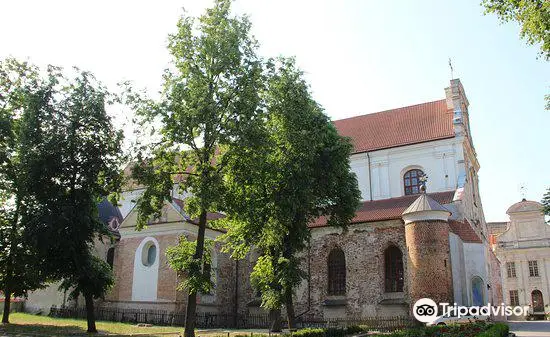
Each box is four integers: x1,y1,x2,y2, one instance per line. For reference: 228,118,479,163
22,68,123,333
0,58,53,323
482,0,550,60
127,1,263,336
542,188,550,221
220,58,361,330
482,0,549,109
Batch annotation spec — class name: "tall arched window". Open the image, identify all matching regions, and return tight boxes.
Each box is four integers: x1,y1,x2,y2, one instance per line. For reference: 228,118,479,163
404,169,424,195
106,247,115,269
328,248,346,295
385,246,404,292
471,276,484,306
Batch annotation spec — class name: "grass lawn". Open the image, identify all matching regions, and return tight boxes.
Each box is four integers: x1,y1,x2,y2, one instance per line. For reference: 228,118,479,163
0,312,185,336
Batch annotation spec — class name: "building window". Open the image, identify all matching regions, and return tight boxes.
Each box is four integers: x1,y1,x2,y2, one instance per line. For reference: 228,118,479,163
506,262,517,278
472,276,484,306
531,290,544,312
328,248,346,296
384,246,404,292
404,169,424,195
528,261,539,277
106,247,115,269
510,290,519,306
142,242,157,267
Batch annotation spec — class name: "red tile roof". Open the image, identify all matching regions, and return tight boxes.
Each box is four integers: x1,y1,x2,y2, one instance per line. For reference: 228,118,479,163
334,99,454,153
448,220,482,243
310,191,456,228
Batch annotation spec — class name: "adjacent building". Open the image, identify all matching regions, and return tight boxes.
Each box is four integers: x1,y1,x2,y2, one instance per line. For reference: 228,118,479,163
488,199,550,319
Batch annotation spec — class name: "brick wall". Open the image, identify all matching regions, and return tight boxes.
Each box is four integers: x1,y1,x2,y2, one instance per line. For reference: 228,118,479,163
405,220,453,306
294,220,409,319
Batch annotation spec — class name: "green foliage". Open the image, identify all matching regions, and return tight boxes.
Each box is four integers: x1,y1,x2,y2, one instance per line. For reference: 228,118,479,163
482,0,550,60
59,255,114,301
166,237,214,294
283,326,368,337
220,58,361,311
476,323,508,337
0,58,124,330
127,1,264,335
542,187,550,221
0,58,55,318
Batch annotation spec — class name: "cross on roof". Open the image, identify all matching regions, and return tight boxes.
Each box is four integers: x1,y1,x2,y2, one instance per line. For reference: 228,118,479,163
419,174,428,193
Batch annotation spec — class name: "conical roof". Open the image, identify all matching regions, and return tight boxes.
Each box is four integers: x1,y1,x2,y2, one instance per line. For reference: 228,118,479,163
402,193,451,216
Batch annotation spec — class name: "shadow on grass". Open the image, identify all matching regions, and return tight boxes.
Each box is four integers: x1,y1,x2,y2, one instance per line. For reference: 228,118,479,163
0,322,175,336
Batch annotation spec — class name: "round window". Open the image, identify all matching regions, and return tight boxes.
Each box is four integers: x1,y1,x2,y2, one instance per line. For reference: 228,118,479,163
142,243,157,267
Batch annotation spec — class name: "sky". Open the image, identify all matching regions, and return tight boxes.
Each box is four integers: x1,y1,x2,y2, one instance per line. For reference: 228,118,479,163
1,0,548,222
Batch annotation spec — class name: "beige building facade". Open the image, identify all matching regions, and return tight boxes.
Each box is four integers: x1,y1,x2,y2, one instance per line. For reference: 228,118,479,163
489,200,550,319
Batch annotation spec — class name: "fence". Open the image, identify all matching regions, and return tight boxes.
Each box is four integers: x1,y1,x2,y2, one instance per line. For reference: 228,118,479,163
295,316,417,332
49,306,414,331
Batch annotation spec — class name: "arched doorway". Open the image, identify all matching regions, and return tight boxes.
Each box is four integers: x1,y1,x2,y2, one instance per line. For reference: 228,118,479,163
531,290,544,313
471,276,484,306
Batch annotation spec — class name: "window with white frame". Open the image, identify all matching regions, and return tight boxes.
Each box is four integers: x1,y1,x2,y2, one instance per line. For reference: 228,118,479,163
506,262,517,278
528,260,539,277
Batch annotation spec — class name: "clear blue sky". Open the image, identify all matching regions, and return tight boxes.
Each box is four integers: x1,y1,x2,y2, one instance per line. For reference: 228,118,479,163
1,0,548,222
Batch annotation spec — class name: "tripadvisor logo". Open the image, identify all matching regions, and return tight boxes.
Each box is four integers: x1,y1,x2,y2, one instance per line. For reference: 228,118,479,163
412,298,531,323
413,298,438,323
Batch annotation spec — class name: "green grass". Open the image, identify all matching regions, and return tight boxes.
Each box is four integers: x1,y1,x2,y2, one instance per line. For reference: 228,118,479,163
0,312,183,336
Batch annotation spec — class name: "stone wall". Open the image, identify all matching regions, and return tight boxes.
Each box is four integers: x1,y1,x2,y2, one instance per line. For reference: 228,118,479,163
405,220,453,306
294,220,408,319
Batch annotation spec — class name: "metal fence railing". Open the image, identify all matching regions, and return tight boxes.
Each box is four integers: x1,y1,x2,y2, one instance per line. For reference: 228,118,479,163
49,305,415,331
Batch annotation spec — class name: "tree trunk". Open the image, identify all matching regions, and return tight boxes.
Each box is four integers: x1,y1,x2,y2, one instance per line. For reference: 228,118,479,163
269,308,282,332
84,293,97,333
184,210,208,337
285,289,296,331
2,290,11,324
282,234,296,330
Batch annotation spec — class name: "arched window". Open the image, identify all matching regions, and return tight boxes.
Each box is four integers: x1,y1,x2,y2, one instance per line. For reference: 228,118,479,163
404,169,424,195
471,276,484,306
384,246,404,292
532,290,544,312
106,247,115,269
328,248,346,295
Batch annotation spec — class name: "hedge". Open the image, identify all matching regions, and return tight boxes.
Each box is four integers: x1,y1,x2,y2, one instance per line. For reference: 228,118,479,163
286,322,509,337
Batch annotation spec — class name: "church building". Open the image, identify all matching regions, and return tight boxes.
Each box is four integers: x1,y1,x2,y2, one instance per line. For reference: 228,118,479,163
26,79,503,322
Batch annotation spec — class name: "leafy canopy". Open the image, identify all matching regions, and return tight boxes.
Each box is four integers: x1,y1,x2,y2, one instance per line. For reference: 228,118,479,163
482,0,550,60
220,58,361,310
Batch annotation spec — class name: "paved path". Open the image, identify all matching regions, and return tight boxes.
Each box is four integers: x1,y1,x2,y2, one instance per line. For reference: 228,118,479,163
509,321,550,337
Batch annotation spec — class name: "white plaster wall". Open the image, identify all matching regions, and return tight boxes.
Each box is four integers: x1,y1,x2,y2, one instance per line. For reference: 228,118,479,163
449,233,467,305
132,237,160,301
349,138,461,201
463,242,488,305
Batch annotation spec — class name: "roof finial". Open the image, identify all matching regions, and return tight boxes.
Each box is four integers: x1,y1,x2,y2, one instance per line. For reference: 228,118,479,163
419,174,428,194
448,58,454,79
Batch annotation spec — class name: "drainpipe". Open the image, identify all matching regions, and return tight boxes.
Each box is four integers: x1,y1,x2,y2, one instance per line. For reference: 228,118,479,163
367,152,373,201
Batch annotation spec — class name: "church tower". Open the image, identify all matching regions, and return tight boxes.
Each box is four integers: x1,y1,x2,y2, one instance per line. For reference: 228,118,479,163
402,187,454,307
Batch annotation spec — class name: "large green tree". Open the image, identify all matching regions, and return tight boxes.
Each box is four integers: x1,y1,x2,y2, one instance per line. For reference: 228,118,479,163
127,1,262,336
482,0,550,60
481,0,549,109
23,68,123,333
220,58,361,330
0,58,53,323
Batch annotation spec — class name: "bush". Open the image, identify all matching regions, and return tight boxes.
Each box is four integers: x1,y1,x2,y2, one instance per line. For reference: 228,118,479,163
287,326,368,337
289,328,326,337
476,323,509,337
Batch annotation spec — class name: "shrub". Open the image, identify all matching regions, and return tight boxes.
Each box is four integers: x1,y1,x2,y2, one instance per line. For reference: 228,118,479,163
476,323,509,337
